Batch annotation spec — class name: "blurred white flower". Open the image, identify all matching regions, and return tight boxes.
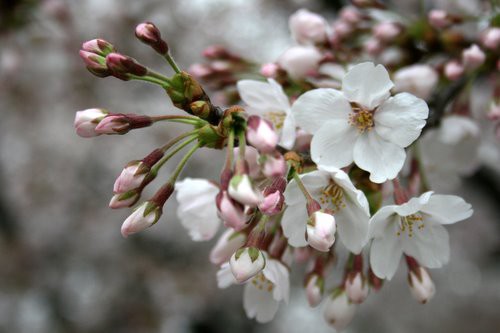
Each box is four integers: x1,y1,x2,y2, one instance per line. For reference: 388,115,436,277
369,191,473,280
289,9,328,45
277,45,322,80
408,266,435,304
323,290,357,332
393,64,439,100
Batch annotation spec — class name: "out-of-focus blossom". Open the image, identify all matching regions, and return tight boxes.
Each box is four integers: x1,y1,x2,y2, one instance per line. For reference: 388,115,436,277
323,290,357,332
345,271,369,304
393,64,439,100
305,274,324,307
481,27,500,50
277,46,322,80
408,266,436,304
462,44,486,70
428,9,451,29
373,22,401,42
289,9,328,45
444,60,464,80
210,230,247,265
260,63,279,78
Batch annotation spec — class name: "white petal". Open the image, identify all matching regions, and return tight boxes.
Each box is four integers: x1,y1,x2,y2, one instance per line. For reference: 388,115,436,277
243,283,280,323
281,203,308,247
263,259,290,303
335,196,370,254
342,62,394,109
292,88,351,134
369,227,403,280
216,262,237,289
279,113,297,149
353,131,406,183
393,191,433,217
329,168,370,215
268,79,291,111
237,80,288,115
311,120,358,170
439,115,480,145
284,170,329,205
374,93,429,147
401,218,450,268
420,194,473,224
369,206,398,238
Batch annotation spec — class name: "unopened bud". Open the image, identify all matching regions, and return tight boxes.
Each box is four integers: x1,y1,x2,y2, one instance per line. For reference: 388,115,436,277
229,247,266,283
323,290,357,331
260,63,279,78
74,108,108,137
246,116,279,153
340,7,362,25
444,60,464,80
217,191,247,231
189,100,211,119
202,45,235,60
481,27,500,50
94,114,153,135
363,37,382,55
289,9,328,45
373,22,401,42
462,44,486,70
81,39,115,57
345,272,369,304
109,190,141,209
258,190,285,216
305,274,324,307
135,22,169,55
277,45,322,79
428,10,451,29
113,162,148,193
210,229,247,265
408,267,435,304
261,152,286,178
106,53,147,80
120,201,161,237
79,50,111,77
228,174,262,206
306,211,336,252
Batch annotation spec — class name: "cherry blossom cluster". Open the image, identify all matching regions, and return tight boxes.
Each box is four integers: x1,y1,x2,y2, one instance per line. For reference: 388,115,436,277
74,1,499,330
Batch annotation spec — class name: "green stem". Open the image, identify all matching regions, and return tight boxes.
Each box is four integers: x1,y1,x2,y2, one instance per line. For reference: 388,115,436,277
225,129,235,170
168,143,201,183
164,53,181,73
130,75,170,88
293,172,314,203
160,130,199,152
413,142,430,192
147,70,174,85
152,115,201,122
151,135,198,175
154,118,205,126
238,130,246,162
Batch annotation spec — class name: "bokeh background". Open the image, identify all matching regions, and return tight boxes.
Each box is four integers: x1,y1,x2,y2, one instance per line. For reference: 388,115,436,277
1,0,499,332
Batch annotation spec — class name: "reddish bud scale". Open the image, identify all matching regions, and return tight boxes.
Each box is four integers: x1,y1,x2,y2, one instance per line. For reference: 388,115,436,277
368,268,384,291
141,149,164,168
106,53,147,80
219,167,233,190
306,199,322,216
135,22,169,55
262,177,287,196
150,183,175,207
404,255,420,273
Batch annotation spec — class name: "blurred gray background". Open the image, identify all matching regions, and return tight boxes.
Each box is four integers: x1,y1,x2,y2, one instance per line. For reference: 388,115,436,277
0,0,499,332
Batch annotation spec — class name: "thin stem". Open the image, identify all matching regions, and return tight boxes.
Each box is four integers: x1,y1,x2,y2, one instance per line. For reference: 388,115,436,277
154,118,205,126
168,143,201,183
152,115,200,122
225,129,235,170
130,75,170,88
238,130,246,163
160,130,199,152
147,69,174,85
152,135,198,174
293,172,314,203
164,53,181,73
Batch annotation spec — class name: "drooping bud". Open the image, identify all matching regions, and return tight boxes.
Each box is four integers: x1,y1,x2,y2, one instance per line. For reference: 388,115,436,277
306,211,336,252
408,266,435,304
94,114,153,135
289,9,328,45
216,191,247,231
135,22,169,55
113,162,147,193
74,108,108,137
444,60,464,81
481,27,500,50
261,152,286,178
462,44,486,70
120,201,161,237
345,271,369,304
229,247,266,283
79,50,111,77
259,190,285,216
323,290,357,331
209,229,247,265
305,274,324,307
428,10,451,29
105,53,148,80
81,39,115,57
109,190,141,209
246,116,279,153
228,174,262,206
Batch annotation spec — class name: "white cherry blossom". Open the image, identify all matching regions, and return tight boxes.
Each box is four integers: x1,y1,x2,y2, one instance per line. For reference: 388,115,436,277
175,178,220,241
369,191,473,280
237,78,296,149
282,168,370,254
293,62,429,183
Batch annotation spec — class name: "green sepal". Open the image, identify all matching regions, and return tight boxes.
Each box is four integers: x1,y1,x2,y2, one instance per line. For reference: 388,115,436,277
197,124,226,149
248,247,261,263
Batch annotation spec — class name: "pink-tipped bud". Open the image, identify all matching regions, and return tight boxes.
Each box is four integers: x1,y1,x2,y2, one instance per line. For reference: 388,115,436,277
289,9,328,45
217,191,247,231
277,45,322,79
246,116,279,153
258,190,285,216
306,211,336,252
209,229,247,265
444,60,464,80
113,162,148,193
340,6,362,25
109,190,140,209
229,247,266,283
305,274,324,307
94,114,153,135
363,37,382,55
332,21,353,39
135,22,169,55
428,9,451,29
228,174,262,206
79,50,111,77
408,267,435,304
481,27,500,50
373,22,401,42
345,272,369,304
105,53,147,80
393,64,439,100
323,290,357,331
81,39,115,57
74,108,108,137
261,153,286,178
120,201,161,237
462,44,486,70
188,63,213,79
260,63,279,78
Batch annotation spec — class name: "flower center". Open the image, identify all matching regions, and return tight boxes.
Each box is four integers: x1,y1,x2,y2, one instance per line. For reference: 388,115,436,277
251,272,274,292
265,111,286,130
348,104,374,133
397,214,425,238
319,182,346,213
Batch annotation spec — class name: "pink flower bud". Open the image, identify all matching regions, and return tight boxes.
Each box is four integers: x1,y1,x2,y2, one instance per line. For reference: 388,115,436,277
408,267,435,304
246,116,278,153
135,22,168,55
234,146,261,179
305,274,324,307
81,39,115,56
228,174,262,206
373,22,401,42
289,9,328,45
94,114,153,135
229,247,266,283
188,63,212,79
462,44,486,70
323,291,357,331
444,60,464,80
277,46,322,80
260,63,279,78
306,211,336,252
106,53,147,80
393,64,438,100
258,190,284,216
481,27,500,50
217,191,247,231
109,190,140,209
209,229,247,265
79,50,111,77
261,153,287,178
74,108,108,137
113,162,147,193
120,202,161,237
202,45,235,60
332,21,353,39
345,272,369,304
294,246,312,264
363,37,382,55
428,9,451,29
340,6,362,25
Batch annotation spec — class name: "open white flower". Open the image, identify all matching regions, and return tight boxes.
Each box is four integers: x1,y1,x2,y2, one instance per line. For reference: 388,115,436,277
175,178,220,241
282,168,370,254
217,254,290,323
237,78,296,149
293,62,429,183
369,191,473,280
